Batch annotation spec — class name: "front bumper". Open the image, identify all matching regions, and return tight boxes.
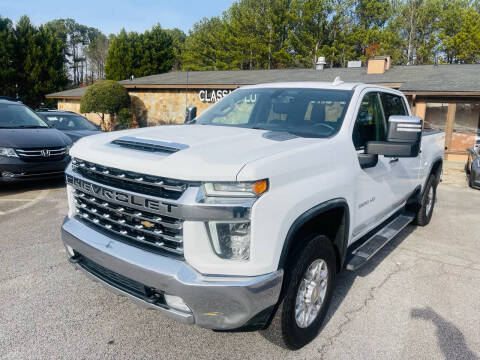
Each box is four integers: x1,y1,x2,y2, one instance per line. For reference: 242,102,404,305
0,156,70,182
62,216,283,330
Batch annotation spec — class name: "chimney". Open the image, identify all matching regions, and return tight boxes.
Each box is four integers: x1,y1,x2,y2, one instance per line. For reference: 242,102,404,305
367,55,392,74
316,56,326,71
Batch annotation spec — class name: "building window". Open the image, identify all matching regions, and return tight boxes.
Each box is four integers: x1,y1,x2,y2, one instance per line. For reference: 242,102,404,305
451,103,480,152
424,103,448,131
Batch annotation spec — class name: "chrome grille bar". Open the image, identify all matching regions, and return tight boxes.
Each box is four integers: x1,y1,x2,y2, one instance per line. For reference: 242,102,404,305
16,147,67,157
77,211,183,255
73,188,184,256
76,205,183,244
72,158,188,194
75,193,183,230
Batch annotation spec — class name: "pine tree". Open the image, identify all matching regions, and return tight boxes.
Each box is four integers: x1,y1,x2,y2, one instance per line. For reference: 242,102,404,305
0,16,16,97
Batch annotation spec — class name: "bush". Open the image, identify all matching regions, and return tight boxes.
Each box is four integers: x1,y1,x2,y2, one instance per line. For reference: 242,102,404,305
117,108,135,129
80,80,130,130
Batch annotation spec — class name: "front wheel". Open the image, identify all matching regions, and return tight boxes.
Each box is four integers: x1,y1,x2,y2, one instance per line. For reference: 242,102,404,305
264,235,336,350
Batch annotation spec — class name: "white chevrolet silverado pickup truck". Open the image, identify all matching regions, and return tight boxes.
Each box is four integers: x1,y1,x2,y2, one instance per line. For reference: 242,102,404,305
61,82,444,349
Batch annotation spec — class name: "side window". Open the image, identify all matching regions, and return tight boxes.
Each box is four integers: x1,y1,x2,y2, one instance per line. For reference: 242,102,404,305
352,92,387,150
380,93,407,121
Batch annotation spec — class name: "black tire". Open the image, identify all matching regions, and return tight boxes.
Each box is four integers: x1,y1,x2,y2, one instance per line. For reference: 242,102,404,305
263,235,336,350
414,174,437,226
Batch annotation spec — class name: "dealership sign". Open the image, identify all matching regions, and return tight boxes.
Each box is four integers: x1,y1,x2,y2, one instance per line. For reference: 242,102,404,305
198,89,233,103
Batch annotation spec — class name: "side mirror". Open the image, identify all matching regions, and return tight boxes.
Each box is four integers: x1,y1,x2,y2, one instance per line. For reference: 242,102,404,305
184,106,197,124
366,115,422,158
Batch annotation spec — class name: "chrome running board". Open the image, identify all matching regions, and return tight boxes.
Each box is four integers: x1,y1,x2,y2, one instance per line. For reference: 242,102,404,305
346,213,414,271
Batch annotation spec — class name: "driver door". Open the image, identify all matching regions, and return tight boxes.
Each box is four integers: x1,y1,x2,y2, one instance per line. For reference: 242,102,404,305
351,91,396,240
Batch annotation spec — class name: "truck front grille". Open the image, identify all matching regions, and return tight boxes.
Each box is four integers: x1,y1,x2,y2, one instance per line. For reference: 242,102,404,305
16,147,68,162
72,158,190,200
73,188,184,257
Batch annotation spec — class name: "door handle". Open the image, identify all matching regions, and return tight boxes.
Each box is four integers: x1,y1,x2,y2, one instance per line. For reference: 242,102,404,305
389,157,399,164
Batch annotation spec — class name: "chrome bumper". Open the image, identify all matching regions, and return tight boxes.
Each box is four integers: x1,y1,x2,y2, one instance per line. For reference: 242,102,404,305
62,217,283,330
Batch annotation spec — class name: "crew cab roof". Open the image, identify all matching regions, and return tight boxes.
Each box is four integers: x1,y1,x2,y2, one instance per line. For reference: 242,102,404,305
241,81,399,93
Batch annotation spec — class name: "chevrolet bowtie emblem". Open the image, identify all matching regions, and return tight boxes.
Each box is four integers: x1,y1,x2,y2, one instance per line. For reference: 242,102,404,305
141,220,155,228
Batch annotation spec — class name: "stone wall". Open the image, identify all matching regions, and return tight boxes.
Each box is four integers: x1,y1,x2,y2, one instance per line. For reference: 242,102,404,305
57,88,230,127
57,99,104,126
128,88,227,125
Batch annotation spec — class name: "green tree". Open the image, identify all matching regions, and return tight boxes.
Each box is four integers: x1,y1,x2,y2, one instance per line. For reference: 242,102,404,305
289,0,333,68
439,0,480,63
182,17,231,70
80,80,130,130
105,25,174,80
46,18,104,85
13,16,68,107
452,8,480,63
0,16,16,97
85,33,109,80
166,28,186,70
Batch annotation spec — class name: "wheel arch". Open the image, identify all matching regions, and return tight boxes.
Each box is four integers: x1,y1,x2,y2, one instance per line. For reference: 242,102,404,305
428,157,443,188
277,198,350,273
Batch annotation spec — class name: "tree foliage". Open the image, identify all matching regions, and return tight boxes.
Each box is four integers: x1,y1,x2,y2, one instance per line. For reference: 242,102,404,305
182,0,480,69
45,18,103,86
105,25,176,80
0,15,68,107
80,80,130,129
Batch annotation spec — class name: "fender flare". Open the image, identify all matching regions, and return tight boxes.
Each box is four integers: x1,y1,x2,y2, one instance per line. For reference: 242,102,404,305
425,157,443,189
277,198,350,271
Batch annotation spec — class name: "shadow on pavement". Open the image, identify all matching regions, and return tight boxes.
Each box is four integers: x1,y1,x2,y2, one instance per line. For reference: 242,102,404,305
0,177,65,196
411,307,479,360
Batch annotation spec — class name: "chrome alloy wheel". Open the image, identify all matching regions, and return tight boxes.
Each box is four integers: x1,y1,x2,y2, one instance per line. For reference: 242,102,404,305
295,259,329,328
425,186,434,216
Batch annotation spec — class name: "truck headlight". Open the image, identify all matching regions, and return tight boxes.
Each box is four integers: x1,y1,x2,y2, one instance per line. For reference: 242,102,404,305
0,147,19,158
207,221,250,260
203,180,268,198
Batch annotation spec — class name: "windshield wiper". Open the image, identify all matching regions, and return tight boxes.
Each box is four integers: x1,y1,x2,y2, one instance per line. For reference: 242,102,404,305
283,130,325,138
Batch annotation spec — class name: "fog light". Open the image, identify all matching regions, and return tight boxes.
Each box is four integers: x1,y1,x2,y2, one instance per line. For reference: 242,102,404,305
164,294,191,313
66,245,75,257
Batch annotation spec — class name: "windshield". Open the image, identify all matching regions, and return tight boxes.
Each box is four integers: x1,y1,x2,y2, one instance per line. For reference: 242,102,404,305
195,88,353,138
0,103,49,129
43,114,98,131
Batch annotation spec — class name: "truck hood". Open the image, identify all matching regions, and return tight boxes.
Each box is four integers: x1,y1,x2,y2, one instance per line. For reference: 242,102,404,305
70,124,320,181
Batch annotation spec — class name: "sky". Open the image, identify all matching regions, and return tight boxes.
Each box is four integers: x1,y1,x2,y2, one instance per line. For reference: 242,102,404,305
0,0,236,34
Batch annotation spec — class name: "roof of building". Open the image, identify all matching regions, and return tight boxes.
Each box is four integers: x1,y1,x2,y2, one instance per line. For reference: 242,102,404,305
46,64,480,99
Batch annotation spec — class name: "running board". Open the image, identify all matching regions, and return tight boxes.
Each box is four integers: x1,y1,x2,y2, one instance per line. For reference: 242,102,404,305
346,213,414,271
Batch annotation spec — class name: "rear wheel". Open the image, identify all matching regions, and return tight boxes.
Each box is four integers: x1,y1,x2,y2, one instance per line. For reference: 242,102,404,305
414,175,437,226
264,235,336,350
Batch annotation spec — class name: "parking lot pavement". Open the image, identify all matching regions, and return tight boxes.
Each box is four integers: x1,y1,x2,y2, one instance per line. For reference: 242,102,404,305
1,180,479,360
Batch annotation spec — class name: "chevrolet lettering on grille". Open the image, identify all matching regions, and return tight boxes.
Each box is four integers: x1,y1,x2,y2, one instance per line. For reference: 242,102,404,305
66,175,179,216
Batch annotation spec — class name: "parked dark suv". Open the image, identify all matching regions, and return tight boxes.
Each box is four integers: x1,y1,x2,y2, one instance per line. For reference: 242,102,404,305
36,110,101,142
0,99,72,183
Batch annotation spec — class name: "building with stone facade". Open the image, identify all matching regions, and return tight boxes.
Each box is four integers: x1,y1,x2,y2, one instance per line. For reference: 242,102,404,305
46,58,480,161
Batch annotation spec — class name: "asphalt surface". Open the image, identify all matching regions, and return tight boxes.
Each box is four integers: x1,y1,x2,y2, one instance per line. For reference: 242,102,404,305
1,177,479,360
